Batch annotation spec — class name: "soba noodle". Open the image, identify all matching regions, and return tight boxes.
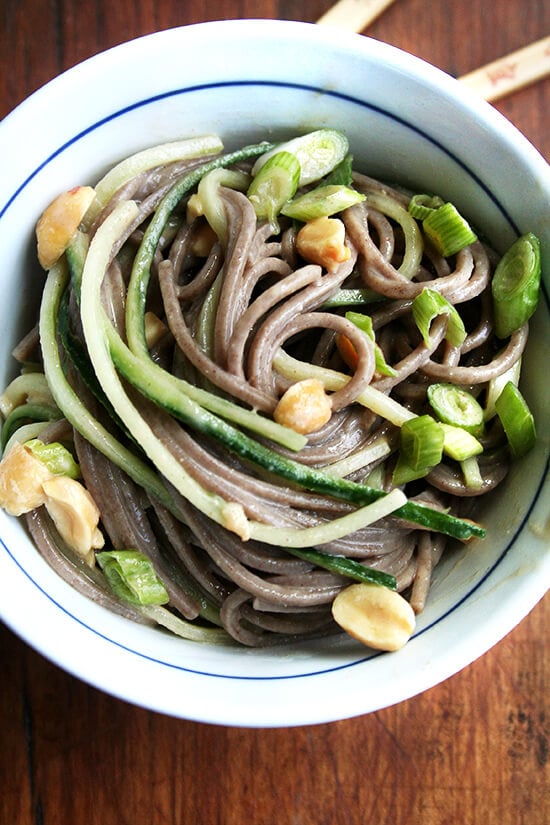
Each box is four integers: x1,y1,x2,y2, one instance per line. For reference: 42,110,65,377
0,132,538,649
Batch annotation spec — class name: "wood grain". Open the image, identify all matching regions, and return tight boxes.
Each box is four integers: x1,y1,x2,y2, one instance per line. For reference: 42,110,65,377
0,2,548,823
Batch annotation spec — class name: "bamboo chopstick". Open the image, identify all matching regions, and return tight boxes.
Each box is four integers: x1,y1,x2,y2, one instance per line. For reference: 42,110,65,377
316,0,398,32
459,36,550,102
316,2,550,102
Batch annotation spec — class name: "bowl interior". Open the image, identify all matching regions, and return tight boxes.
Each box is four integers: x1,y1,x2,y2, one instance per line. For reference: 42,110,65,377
0,20,548,726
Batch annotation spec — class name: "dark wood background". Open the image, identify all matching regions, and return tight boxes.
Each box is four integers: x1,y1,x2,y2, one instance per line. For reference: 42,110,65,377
1,1,548,823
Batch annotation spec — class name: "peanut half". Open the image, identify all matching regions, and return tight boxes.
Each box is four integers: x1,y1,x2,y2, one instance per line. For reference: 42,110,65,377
273,378,332,434
36,185,95,269
42,476,104,566
331,582,416,651
296,216,351,271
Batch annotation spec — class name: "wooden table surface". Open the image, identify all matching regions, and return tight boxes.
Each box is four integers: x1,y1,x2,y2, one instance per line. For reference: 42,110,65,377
1,1,548,823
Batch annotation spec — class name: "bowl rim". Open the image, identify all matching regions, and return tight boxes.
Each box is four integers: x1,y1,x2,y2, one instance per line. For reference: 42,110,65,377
0,19,548,727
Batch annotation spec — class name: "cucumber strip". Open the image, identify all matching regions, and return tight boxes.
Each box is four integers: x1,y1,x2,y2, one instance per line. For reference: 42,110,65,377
118,139,308,450
272,351,485,540
196,168,250,245
107,326,485,538
0,372,54,417
80,202,246,534
64,230,305,453
1,402,62,449
125,140,274,358
85,205,483,541
39,261,177,513
249,489,407,548
274,349,415,427
139,604,230,643
365,191,424,280
3,422,52,455
89,134,225,217
323,436,392,478
82,201,414,547
283,547,397,589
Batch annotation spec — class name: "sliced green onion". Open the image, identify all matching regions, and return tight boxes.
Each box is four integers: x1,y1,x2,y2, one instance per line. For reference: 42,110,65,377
461,455,484,490
484,358,522,421
491,232,541,339
322,287,380,307
494,381,536,458
393,415,444,484
247,151,300,228
281,184,365,222
408,193,445,220
412,288,467,348
252,129,349,186
440,423,483,461
25,439,81,479
345,311,397,377
400,415,444,471
96,549,170,606
422,202,477,257
323,154,354,186
427,382,485,436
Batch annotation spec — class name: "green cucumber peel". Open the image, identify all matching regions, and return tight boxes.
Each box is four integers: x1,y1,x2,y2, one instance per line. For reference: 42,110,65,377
286,546,397,589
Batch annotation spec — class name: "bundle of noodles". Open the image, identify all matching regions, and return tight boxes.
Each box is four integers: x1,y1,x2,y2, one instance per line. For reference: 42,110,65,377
0,131,539,649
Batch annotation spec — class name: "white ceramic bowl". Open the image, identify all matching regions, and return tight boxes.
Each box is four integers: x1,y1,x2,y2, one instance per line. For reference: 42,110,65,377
0,20,548,727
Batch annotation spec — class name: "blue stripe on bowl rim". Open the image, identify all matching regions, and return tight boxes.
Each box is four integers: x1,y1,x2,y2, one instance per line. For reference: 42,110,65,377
0,78,547,682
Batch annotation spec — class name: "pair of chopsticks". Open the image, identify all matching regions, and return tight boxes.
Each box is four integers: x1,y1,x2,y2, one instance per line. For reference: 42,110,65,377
316,0,550,102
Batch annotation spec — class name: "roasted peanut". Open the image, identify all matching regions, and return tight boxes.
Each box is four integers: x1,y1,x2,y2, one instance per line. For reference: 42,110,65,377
144,312,168,349
221,501,251,541
36,185,96,269
331,582,416,651
0,441,53,516
42,476,104,566
296,216,351,271
273,378,332,434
